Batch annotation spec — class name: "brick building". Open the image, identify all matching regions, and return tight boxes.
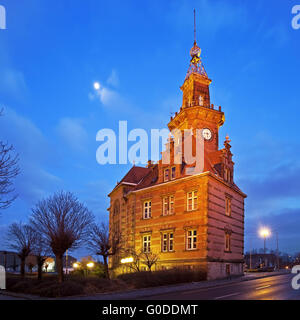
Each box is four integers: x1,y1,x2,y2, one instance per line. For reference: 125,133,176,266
108,37,247,280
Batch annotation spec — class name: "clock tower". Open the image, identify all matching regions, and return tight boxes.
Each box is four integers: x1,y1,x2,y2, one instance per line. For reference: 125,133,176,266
168,39,225,155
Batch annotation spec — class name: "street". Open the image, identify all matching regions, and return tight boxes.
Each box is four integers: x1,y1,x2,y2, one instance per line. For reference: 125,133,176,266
141,274,300,300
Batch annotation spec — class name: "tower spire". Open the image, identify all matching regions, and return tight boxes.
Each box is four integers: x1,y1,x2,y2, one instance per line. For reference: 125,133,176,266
194,9,197,45
185,9,208,80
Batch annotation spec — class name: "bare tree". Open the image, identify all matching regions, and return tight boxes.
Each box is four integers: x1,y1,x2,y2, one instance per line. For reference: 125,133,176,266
31,191,94,283
88,222,120,279
31,232,51,280
7,223,37,278
124,248,141,273
140,251,159,272
125,249,159,272
0,109,20,210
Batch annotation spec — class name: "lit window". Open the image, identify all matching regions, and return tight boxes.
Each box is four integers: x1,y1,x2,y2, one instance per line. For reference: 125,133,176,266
225,197,232,216
143,200,152,219
164,169,169,182
187,230,197,250
163,196,174,216
225,233,231,252
162,232,174,252
187,191,198,211
171,167,176,180
143,235,151,253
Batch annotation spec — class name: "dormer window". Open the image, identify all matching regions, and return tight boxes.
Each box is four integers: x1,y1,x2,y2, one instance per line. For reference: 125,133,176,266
171,167,176,180
164,169,169,182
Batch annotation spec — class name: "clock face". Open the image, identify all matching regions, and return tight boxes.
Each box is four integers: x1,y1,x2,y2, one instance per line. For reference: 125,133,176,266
202,128,212,141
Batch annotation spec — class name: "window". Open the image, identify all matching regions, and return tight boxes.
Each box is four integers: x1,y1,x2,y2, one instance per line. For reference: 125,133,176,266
164,169,169,182
187,230,197,250
163,196,174,216
225,233,231,252
187,191,198,211
199,95,204,106
143,235,151,253
143,200,152,219
225,197,232,216
162,232,174,252
171,167,176,180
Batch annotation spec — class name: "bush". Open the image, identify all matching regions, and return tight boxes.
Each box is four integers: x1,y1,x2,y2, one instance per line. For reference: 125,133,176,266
118,268,207,289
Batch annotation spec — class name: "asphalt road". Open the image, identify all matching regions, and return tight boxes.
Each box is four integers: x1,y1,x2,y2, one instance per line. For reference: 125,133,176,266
140,274,300,300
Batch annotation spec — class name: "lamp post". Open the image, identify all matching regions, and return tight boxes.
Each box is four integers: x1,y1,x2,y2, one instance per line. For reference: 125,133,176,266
259,228,271,267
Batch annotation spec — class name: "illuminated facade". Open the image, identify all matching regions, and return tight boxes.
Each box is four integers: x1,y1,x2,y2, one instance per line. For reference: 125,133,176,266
108,37,246,280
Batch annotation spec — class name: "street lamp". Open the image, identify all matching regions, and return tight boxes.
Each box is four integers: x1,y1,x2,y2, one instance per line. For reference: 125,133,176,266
73,262,80,269
259,228,271,254
121,257,134,264
259,227,271,268
87,262,95,269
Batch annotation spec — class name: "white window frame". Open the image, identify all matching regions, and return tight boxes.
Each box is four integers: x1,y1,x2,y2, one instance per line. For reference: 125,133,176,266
187,191,198,211
143,235,151,253
143,200,152,219
186,229,197,250
162,232,174,252
163,195,174,216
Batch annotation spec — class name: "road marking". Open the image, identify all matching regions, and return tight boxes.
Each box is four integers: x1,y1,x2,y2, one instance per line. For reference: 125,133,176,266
214,292,240,300
255,285,271,290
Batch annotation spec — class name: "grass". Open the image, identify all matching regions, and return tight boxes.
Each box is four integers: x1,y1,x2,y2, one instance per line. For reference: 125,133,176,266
6,268,207,298
6,273,126,298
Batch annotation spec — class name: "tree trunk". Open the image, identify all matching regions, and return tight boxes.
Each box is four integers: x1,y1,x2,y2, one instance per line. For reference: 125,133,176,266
103,256,110,279
56,254,64,283
20,258,25,279
37,262,43,280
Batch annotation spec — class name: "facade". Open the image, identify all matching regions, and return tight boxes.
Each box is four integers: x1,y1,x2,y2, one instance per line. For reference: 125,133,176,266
108,37,247,280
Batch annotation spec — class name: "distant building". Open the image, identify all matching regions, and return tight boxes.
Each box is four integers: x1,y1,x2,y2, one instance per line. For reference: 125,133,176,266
244,253,280,269
0,250,77,273
0,251,20,272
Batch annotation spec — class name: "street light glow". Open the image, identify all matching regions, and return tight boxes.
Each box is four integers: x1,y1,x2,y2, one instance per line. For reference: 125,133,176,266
121,257,134,264
87,262,95,268
259,228,271,238
73,263,79,269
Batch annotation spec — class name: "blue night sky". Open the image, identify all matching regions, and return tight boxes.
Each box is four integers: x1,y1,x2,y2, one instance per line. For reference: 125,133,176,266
0,0,299,258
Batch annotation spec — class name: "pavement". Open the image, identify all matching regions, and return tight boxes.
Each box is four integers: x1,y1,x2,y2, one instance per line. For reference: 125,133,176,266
0,270,297,300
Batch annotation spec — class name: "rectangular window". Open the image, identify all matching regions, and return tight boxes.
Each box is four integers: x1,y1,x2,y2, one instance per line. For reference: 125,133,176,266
143,235,151,253
143,200,152,219
164,169,169,182
163,196,174,216
171,167,176,180
187,191,198,211
225,233,231,252
162,232,174,252
225,197,232,216
187,230,197,250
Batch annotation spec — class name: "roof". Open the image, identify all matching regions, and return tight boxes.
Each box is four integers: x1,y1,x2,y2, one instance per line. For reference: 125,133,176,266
120,166,151,185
